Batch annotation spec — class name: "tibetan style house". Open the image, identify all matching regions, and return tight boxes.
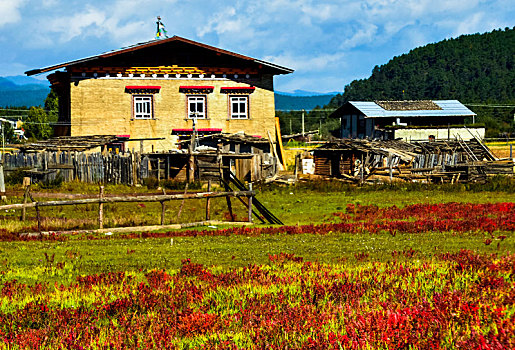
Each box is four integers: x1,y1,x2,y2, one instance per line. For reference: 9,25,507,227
329,100,482,141
25,36,293,152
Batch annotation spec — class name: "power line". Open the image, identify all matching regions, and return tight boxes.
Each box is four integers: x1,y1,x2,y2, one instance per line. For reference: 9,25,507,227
276,108,338,112
0,108,51,112
464,104,515,108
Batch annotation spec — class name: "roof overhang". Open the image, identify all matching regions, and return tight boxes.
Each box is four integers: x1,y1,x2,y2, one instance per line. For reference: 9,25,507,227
25,36,294,76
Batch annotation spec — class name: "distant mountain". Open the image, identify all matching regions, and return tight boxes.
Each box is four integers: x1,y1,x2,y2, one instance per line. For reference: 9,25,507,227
276,90,339,97
0,78,17,90
275,92,336,111
0,76,50,107
4,75,49,87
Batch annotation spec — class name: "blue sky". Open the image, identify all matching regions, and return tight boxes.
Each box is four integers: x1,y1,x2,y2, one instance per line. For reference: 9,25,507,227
0,0,513,93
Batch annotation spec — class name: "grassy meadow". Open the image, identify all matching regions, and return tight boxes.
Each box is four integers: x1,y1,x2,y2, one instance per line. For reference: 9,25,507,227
0,179,514,348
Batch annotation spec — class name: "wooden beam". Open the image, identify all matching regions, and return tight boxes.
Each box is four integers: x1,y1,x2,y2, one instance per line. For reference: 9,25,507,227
275,116,286,169
0,190,256,211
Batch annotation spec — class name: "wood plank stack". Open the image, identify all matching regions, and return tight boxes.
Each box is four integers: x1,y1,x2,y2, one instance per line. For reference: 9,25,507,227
311,138,513,184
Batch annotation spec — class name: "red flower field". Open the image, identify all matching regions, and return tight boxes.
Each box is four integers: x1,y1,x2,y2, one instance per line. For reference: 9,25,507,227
0,202,513,348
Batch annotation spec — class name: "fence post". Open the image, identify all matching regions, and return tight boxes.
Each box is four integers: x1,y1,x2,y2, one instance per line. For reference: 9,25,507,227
98,185,104,229
206,180,211,221
36,202,41,234
160,188,166,225
177,183,189,220
248,183,253,223
0,161,5,202
21,184,30,222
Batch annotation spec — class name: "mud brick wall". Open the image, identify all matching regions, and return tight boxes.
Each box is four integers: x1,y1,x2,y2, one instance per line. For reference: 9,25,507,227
69,75,276,152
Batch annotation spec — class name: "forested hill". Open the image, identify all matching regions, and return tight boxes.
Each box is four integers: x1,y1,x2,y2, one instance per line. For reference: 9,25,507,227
328,27,515,107
275,93,335,111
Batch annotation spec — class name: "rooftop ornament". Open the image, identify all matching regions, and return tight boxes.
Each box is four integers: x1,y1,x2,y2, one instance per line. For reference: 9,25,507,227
155,16,168,40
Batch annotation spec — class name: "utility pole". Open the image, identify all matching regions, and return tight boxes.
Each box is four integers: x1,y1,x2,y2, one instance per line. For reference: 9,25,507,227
301,109,305,137
0,120,6,201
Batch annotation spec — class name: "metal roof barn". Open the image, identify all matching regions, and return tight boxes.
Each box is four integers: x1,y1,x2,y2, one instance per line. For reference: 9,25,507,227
346,100,476,118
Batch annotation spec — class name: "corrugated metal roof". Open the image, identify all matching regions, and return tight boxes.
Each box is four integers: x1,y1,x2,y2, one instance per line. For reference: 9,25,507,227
348,100,476,118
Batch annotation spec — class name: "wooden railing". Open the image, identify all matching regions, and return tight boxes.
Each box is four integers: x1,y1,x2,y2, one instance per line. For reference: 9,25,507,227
0,188,255,235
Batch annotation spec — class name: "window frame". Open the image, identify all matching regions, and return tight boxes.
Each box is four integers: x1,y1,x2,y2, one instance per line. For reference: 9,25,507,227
132,95,154,120
187,95,207,119
229,95,249,120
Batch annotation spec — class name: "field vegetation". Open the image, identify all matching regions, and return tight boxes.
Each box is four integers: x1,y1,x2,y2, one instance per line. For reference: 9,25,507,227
0,178,514,348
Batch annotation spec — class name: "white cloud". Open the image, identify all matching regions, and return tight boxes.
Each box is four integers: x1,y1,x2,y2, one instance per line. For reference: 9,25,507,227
41,0,59,7
265,52,347,73
340,23,379,49
48,6,107,42
0,0,24,27
451,11,510,37
1,0,514,93
198,7,240,37
0,61,29,76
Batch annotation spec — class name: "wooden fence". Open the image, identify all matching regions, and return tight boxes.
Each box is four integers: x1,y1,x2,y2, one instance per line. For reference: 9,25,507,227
0,187,255,235
3,151,141,185
2,150,277,185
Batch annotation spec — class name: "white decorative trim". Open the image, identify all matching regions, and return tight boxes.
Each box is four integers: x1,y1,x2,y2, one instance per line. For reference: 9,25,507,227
70,73,235,81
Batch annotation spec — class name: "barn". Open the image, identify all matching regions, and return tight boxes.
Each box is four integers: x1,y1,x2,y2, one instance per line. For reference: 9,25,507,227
329,100,482,141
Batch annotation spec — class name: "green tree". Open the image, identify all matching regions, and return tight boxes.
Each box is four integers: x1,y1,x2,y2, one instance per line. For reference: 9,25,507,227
44,89,59,123
24,106,52,140
0,121,17,144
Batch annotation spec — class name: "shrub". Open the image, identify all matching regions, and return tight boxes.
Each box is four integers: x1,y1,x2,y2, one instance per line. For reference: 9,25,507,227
38,173,63,189
5,168,30,185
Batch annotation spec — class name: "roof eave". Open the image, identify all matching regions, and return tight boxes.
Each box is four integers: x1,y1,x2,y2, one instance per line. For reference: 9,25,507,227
253,58,294,75
25,35,294,76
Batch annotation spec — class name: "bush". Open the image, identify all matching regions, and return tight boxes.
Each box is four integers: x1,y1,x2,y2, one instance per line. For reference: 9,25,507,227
5,168,30,185
162,179,204,190
38,173,64,189
142,177,159,189
467,175,515,193
259,176,515,194
143,178,203,190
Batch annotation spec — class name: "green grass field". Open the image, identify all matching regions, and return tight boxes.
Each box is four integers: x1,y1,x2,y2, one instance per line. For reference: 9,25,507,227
1,180,514,348
0,180,514,285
